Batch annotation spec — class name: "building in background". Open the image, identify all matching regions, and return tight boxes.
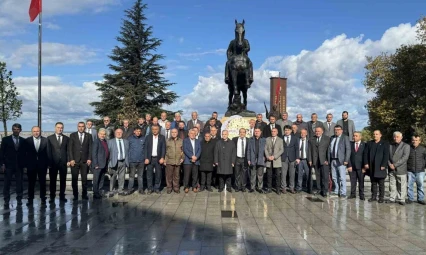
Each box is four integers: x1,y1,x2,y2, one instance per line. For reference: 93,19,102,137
270,77,287,114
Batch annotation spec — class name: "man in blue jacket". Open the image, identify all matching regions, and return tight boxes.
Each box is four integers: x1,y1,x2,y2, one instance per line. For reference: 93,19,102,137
127,127,145,194
247,128,266,193
183,129,201,193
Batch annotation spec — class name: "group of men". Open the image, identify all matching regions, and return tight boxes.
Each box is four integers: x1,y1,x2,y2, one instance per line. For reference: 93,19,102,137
1,110,425,208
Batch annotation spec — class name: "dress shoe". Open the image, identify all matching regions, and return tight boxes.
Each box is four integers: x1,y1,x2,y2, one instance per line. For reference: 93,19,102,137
118,192,127,196
218,189,223,193
348,195,356,199
26,199,33,207
199,187,205,192
82,195,89,200
206,188,213,192
418,200,425,205
378,198,384,203
184,188,189,193
257,189,265,194
59,197,68,203
147,190,153,195
138,190,146,195
265,189,272,194
360,197,365,201
108,192,115,198
174,190,180,194
368,198,377,202
167,190,172,194
248,189,255,193
385,200,395,204
192,188,198,193
241,188,247,192
281,189,287,194
226,188,232,193
234,189,240,192
340,195,347,199
289,189,296,194
398,201,405,206
155,190,161,194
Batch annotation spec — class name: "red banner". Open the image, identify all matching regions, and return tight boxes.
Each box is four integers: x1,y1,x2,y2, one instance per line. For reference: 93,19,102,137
29,0,42,22
275,74,280,105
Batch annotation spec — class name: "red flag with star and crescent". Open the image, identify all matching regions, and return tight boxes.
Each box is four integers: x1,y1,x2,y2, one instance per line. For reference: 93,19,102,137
29,0,42,22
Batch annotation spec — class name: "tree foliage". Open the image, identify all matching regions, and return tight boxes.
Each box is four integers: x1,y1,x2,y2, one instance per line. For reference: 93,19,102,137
90,0,178,126
364,17,426,142
0,62,22,137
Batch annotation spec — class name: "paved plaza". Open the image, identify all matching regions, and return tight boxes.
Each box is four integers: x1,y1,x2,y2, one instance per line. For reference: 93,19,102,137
0,188,425,255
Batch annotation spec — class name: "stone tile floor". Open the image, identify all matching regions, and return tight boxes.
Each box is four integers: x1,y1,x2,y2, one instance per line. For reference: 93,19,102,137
0,188,425,255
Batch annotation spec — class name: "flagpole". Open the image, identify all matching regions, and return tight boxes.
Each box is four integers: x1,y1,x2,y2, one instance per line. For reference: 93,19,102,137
37,7,42,129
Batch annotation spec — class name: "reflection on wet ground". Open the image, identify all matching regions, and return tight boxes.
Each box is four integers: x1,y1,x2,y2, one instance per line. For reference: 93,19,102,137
0,187,425,255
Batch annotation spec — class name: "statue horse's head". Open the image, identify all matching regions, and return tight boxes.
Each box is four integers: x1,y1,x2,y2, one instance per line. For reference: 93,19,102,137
234,19,245,48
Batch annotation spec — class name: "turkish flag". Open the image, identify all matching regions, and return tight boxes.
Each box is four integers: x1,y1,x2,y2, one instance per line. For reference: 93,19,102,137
29,0,42,22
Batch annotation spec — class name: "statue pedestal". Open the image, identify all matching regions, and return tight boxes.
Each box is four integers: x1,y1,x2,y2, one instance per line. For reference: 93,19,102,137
220,115,256,140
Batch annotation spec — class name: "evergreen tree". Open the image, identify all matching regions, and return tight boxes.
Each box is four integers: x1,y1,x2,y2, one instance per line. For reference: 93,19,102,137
90,0,178,125
0,62,22,137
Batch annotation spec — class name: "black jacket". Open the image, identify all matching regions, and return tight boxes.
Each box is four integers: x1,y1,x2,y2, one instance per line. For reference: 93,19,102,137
262,124,282,138
25,136,49,170
1,135,27,168
363,139,390,178
308,136,330,166
47,134,69,167
232,137,249,164
200,139,216,172
348,141,366,170
407,145,426,173
144,134,166,161
68,132,92,163
281,135,299,162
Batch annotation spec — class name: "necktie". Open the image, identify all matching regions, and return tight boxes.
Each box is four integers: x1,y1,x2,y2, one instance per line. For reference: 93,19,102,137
88,129,92,134
328,123,331,130
35,138,40,152
301,140,305,159
271,124,274,130
272,138,275,154
241,138,245,157
166,130,169,139
14,137,19,150
57,135,62,146
79,133,83,144
355,142,359,152
317,137,320,144
286,136,289,146
119,139,124,160
333,137,338,157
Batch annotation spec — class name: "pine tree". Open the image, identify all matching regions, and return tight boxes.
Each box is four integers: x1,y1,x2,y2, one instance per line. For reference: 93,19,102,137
90,0,178,126
0,62,22,137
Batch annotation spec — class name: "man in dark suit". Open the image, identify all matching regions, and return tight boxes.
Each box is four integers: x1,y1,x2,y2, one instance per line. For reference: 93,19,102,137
296,129,310,192
68,122,93,201
121,119,134,139
85,120,97,141
347,131,366,200
1,123,27,208
307,113,324,139
254,113,267,131
364,130,390,203
308,126,331,197
183,129,201,193
281,125,299,194
144,125,166,194
263,115,282,138
187,111,204,131
92,128,109,199
47,122,70,203
232,128,249,192
26,126,49,206
329,125,351,198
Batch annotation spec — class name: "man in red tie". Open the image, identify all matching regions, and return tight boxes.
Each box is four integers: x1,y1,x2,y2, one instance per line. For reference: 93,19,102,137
347,131,366,200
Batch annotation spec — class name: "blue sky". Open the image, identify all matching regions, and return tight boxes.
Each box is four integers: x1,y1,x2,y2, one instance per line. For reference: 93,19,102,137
0,0,424,131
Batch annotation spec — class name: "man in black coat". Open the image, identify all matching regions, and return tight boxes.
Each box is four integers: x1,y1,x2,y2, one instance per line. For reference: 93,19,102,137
232,128,249,192
144,125,166,194
68,122,92,201
1,123,27,208
263,115,282,138
92,128,109,199
308,126,331,197
47,122,70,203
347,131,366,200
281,125,299,194
26,126,49,206
364,130,389,203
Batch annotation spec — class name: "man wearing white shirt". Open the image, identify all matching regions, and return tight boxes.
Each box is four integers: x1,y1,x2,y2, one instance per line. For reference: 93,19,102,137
323,113,336,137
144,125,166,194
107,129,129,197
158,112,168,129
281,125,299,194
85,120,97,141
187,111,204,130
232,128,248,192
296,129,310,192
248,119,255,137
161,121,172,139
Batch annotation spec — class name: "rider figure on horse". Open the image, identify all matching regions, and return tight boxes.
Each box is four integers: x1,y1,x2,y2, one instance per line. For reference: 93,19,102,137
224,21,254,86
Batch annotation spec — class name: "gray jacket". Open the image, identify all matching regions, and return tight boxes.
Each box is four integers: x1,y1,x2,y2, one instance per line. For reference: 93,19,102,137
107,138,130,168
265,137,284,168
323,122,336,137
329,135,351,163
388,142,410,175
336,119,355,141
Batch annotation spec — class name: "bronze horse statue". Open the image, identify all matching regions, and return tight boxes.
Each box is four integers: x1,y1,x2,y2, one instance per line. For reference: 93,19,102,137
225,19,253,112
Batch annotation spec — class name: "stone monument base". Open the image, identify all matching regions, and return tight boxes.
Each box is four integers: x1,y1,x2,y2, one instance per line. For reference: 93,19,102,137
220,115,256,140
224,109,256,117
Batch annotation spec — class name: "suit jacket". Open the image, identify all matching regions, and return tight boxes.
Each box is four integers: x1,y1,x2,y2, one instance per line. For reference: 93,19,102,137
161,128,172,140
282,135,299,162
171,121,187,130
25,136,49,170
336,119,355,141
308,135,330,166
183,138,201,165
47,134,69,167
348,141,365,170
92,138,108,169
121,126,134,140
329,135,351,163
203,125,221,136
187,119,204,131
262,124,282,138
86,128,97,141
363,139,390,178
297,137,310,160
68,132,93,163
1,135,27,168
265,137,284,168
323,122,336,137
388,142,410,175
107,138,129,168
232,137,249,164
307,121,324,139
247,137,266,166
144,134,166,162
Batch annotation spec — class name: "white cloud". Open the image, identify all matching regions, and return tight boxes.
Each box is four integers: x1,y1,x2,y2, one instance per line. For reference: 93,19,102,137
168,23,419,129
2,42,98,68
178,37,184,44
178,48,226,58
13,76,101,131
0,0,120,35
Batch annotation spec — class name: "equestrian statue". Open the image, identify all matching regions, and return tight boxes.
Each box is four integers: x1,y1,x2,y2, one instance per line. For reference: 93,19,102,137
224,19,256,117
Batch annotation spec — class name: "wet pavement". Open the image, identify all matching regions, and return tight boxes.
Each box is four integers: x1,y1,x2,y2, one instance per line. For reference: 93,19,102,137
0,187,425,255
